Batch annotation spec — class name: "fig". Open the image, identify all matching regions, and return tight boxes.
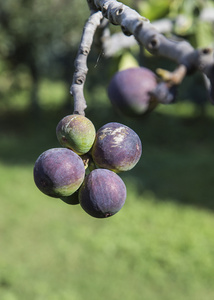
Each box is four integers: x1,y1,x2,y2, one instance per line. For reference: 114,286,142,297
34,148,85,198
108,67,158,117
79,169,126,218
92,122,142,172
56,114,96,155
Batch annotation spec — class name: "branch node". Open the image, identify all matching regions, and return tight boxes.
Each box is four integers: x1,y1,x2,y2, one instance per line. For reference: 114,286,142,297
81,47,90,55
102,2,122,25
75,76,85,85
121,25,132,36
116,5,124,16
202,48,212,55
147,35,159,52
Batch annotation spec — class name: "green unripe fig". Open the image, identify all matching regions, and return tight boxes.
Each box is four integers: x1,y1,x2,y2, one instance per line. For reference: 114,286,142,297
56,114,96,155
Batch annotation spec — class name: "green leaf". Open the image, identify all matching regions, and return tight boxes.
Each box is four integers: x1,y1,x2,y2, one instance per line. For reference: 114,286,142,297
118,52,139,71
195,20,214,48
139,0,171,21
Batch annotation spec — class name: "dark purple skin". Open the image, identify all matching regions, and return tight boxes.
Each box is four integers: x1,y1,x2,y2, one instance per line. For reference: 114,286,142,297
108,67,158,117
34,148,85,198
79,169,126,218
60,190,79,205
91,122,142,172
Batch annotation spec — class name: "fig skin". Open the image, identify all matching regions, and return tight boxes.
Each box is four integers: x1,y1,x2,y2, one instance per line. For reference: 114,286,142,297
56,114,96,155
34,148,85,198
108,67,158,117
91,122,142,172
60,190,80,205
79,169,127,218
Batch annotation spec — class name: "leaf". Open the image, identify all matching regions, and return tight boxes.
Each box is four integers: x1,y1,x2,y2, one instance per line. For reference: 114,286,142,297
196,20,214,48
118,52,139,71
139,0,171,21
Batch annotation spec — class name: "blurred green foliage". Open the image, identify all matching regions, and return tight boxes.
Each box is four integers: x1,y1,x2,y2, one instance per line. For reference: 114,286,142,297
0,0,89,109
138,0,214,48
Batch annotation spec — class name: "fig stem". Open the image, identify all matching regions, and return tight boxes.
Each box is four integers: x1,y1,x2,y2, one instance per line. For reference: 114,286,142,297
156,64,187,86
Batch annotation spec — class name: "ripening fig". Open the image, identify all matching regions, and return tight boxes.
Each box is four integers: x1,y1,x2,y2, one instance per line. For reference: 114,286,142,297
34,148,85,198
108,67,158,117
91,122,142,172
79,169,126,218
56,114,96,155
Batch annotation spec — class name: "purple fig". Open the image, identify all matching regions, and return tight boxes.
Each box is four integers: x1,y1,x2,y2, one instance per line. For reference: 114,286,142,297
108,67,158,117
79,169,126,218
34,148,85,198
92,122,142,172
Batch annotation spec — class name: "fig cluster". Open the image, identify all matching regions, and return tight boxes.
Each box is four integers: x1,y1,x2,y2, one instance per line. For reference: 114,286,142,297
34,114,142,219
108,67,158,117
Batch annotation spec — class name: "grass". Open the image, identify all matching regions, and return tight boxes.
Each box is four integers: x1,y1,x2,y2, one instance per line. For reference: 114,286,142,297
1,83,214,300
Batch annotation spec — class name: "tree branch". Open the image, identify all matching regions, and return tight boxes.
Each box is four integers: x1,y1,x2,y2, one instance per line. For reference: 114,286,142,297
70,10,103,115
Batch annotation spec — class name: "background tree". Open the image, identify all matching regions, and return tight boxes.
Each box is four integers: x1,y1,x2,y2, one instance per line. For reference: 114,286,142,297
0,0,88,110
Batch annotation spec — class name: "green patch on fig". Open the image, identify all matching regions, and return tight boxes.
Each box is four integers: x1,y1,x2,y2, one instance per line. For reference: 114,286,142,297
56,114,96,155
